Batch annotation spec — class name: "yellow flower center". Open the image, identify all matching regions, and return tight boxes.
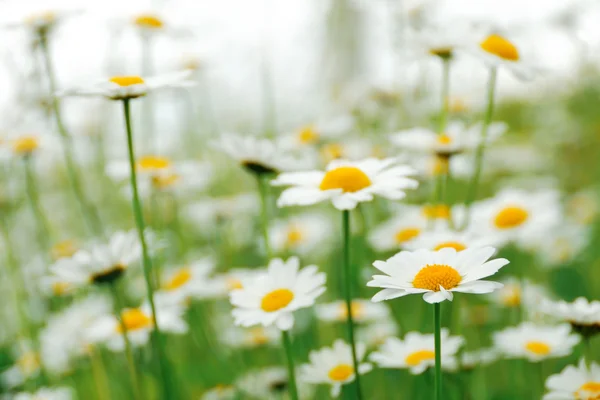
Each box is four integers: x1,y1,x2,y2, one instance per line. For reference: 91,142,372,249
286,226,304,246
437,134,452,145
110,76,145,87
449,97,468,113
17,352,40,375
405,350,435,366
525,341,551,356
260,289,294,312
322,143,344,161
248,327,269,345
328,364,353,381
429,47,453,59
227,278,243,291
51,240,78,259
338,301,364,319
494,206,529,229
134,14,164,29
395,227,421,244
433,241,466,252
13,136,39,154
52,282,71,296
297,126,319,144
137,155,171,171
502,286,521,307
117,308,153,333
319,167,372,193
163,268,192,291
480,34,520,61
413,264,462,291
422,204,451,219
151,174,180,189
576,382,600,399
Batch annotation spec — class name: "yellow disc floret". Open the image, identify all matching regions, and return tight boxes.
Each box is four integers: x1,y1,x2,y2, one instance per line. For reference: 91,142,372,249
525,341,551,356
328,364,353,381
480,34,520,61
395,228,421,244
413,264,462,292
137,155,171,171
13,136,40,155
433,241,466,252
319,167,372,193
494,206,529,229
134,14,164,29
297,126,319,144
405,350,435,366
261,289,294,312
163,268,192,291
110,76,145,87
117,308,153,332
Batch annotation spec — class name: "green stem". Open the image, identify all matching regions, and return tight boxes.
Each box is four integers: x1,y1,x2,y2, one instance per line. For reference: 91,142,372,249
38,32,104,238
342,210,363,400
463,67,498,215
110,283,142,400
434,303,442,400
89,348,111,400
257,175,273,259
584,337,593,366
23,156,52,253
121,98,171,397
281,331,300,400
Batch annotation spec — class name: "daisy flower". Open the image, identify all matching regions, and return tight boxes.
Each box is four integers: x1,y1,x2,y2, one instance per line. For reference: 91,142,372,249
58,71,194,100
544,359,600,400
368,206,428,251
272,158,418,211
370,330,464,374
49,230,142,287
282,114,354,148
268,213,333,256
214,133,305,175
221,324,281,349
470,189,562,249
87,302,187,351
403,226,496,252
460,348,498,370
237,366,314,400
4,6,81,34
5,132,59,159
493,322,580,362
201,385,237,400
211,268,265,297
566,189,598,225
534,222,589,268
316,299,390,324
230,257,326,331
539,297,600,337
300,340,372,398
488,278,549,314
357,319,399,348
155,258,222,304
12,387,73,400
1,343,40,388
368,247,509,304
470,31,537,80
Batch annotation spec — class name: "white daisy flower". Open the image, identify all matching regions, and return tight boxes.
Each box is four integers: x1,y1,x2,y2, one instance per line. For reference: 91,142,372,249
87,302,187,352
368,206,428,251
470,189,562,249
237,366,314,400
369,330,464,374
220,324,281,349
493,322,580,362
230,257,326,331
318,138,388,165
4,132,59,159
316,299,390,324
11,387,73,400
488,278,549,314
211,268,265,297
544,359,600,400
155,258,222,304
404,226,496,252
300,340,373,398
49,230,142,287
214,133,306,175
368,247,509,304
1,343,40,389
540,297,600,337
566,190,598,225
534,222,589,268
282,114,354,148
273,158,418,211
268,213,333,256
4,7,81,33
201,385,237,400
58,71,194,100
460,348,498,370
403,24,472,60
357,319,399,348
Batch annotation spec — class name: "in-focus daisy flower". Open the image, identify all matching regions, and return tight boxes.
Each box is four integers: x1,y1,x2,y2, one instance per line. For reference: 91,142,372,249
87,302,187,351
201,385,237,400
544,359,600,400
316,299,390,324
470,31,537,80
268,213,333,256
237,366,314,400
357,319,399,348
300,340,372,398
273,158,418,210
12,387,73,400
58,71,194,100
493,323,580,362
368,207,428,251
230,257,326,330
214,133,305,176
369,247,509,303
404,226,495,252
49,231,142,288
370,330,464,374
540,297,600,338
470,189,562,248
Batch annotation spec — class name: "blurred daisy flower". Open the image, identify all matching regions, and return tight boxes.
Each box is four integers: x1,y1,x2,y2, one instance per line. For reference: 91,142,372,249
214,133,305,176
460,348,498,370
357,319,399,348
211,268,265,297
11,387,73,400
534,221,589,268
230,257,326,331
566,189,598,225
5,132,58,159
221,324,280,349
488,278,549,313
49,230,142,288
544,359,600,400
4,6,81,34
493,322,580,362
369,247,508,303
155,258,221,304
273,158,418,210
58,71,194,100
370,329,464,374
316,299,390,324
300,340,372,398
470,31,537,80
237,366,314,400
268,213,333,256
368,207,428,251
282,114,354,149
540,297,600,338
201,385,237,400
1,342,40,388
87,302,187,351
404,225,495,252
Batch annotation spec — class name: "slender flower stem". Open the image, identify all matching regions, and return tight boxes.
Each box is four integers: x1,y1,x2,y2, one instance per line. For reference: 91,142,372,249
257,175,273,259
584,338,593,366
121,98,171,396
38,33,104,237
434,303,442,400
463,66,498,215
89,348,111,400
23,156,52,253
281,331,300,400
342,210,363,400
110,283,142,400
